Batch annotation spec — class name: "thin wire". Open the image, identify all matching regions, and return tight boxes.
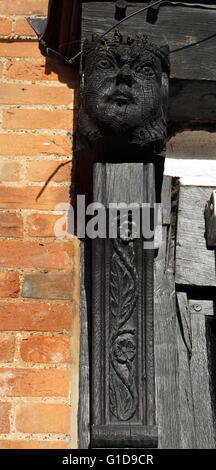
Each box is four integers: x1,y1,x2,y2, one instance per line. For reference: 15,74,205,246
68,0,164,63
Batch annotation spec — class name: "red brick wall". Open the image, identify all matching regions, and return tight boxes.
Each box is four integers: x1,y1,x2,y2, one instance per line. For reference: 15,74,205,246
0,0,80,448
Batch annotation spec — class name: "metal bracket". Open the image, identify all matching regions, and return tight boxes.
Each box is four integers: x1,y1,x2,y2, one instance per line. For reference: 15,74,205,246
205,190,216,247
27,17,47,38
115,0,128,20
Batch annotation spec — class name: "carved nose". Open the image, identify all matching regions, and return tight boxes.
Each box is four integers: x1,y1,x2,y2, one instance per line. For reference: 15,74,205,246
116,66,132,87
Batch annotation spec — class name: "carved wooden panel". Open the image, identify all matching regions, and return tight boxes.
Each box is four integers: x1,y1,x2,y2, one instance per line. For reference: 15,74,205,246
91,163,158,448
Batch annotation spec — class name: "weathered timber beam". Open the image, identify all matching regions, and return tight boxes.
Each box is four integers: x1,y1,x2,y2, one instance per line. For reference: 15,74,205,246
169,80,216,122
190,314,215,448
30,3,216,121
175,186,216,286
82,3,216,81
154,222,180,448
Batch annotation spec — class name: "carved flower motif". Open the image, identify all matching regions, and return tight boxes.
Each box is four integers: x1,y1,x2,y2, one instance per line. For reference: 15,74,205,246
113,339,136,364
110,212,138,241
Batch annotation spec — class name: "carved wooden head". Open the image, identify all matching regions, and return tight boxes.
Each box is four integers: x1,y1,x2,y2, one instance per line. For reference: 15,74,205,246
77,33,169,150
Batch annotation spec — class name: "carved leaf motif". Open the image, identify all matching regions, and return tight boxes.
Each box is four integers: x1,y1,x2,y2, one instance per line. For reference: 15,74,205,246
110,253,122,318
109,238,138,421
120,271,135,321
110,250,136,325
109,360,137,421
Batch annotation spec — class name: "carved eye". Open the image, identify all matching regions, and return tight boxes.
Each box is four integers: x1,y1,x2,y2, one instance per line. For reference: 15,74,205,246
98,58,112,69
142,62,155,76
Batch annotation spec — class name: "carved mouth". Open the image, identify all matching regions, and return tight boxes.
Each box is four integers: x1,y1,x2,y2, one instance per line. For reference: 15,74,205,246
109,91,134,106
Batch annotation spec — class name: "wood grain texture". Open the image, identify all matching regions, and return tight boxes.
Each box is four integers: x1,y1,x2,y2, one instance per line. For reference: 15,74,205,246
190,314,215,448
161,176,171,225
176,292,196,448
177,292,192,357
189,299,214,316
82,3,216,81
91,424,158,448
154,225,180,448
167,132,216,160
104,163,144,204
169,79,216,121
175,186,216,286
78,240,91,449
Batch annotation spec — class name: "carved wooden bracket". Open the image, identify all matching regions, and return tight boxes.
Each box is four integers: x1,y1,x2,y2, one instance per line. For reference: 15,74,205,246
77,9,170,447
91,163,158,448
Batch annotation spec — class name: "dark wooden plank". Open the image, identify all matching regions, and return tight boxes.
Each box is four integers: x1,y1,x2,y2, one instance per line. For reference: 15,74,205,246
175,186,216,286
78,240,91,449
154,226,180,448
92,162,158,448
82,3,216,81
169,80,216,122
176,292,196,449
105,163,144,204
92,164,105,427
190,314,215,448
91,424,158,448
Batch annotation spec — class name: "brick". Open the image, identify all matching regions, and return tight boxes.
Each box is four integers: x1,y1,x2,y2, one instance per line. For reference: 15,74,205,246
22,271,74,300
0,369,70,396
15,19,37,37
0,440,68,449
0,186,70,210
7,59,77,83
0,18,12,36
0,134,71,156
16,403,70,433
0,303,72,331
3,109,72,131
0,335,15,362
0,241,73,269
20,336,70,363
27,213,66,237
0,83,73,105
0,272,20,298
0,161,20,182
0,0,48,15
0,403,11,433
0,213,23,237
0,42,42,58
28,160,72,182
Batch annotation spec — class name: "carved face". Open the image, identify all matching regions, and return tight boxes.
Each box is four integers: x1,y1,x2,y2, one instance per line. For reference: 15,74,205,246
78,35,169,148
